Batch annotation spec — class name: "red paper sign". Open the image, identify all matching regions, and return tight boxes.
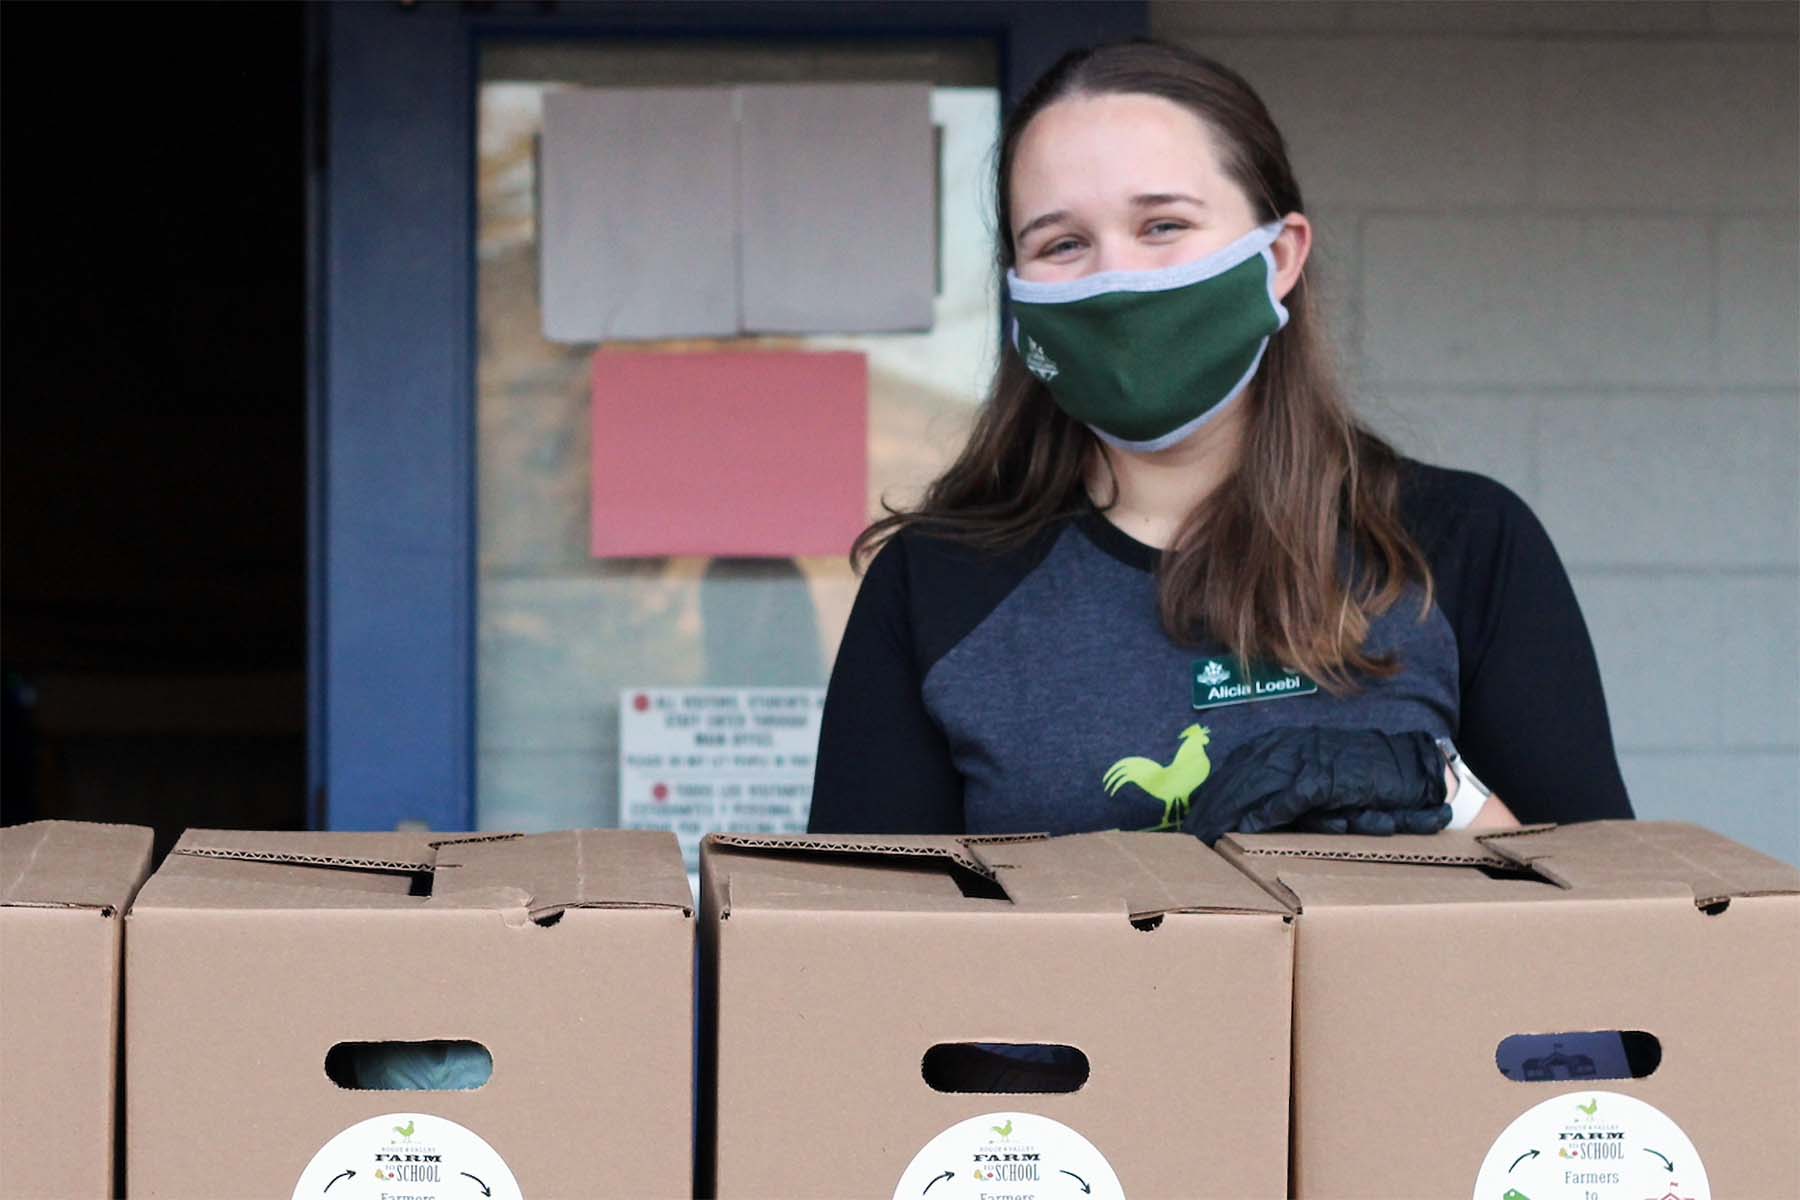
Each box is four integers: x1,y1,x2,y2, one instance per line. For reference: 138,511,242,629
590,349,868,558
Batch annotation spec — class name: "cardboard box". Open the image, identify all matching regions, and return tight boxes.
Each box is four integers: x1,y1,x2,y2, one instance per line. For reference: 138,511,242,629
1217,820,1800,1200
698,830,1294,1199
125,828,694,1199
1,819,154,1200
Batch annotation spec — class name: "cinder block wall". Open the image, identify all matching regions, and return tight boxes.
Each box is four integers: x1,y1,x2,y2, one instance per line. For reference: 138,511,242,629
1153,1,1799,861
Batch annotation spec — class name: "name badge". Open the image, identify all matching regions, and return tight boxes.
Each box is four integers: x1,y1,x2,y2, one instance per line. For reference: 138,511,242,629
1191,657,1318,710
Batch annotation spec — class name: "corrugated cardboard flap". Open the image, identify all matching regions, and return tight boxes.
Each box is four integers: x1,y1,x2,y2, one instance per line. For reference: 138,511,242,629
706,832,1047,881
1481,820,1800,907
172,828,440,872
967,831,1291,919
1216,827,1561,911
704,832,1050,915
142,828,692,917
1221,820,1800,911
431,829,693,919
137,829,451,911
707,830,1286,920
1218,828,1540,870
0,820,154,913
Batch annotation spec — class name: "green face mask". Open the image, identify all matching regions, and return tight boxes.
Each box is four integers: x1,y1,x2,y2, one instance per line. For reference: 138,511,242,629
1006,219,1290,453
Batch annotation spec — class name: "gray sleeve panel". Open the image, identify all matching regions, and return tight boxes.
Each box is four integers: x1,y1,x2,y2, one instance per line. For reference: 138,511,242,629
808,524,1065,835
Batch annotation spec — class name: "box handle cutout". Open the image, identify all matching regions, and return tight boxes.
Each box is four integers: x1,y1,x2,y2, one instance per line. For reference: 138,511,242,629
922,1043,1089,1094
1496,1032,1660,1082
325,1040,492,1091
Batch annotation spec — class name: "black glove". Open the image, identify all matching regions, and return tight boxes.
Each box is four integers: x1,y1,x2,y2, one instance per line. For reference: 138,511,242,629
1296,803,1451,837
1180,726,1451,844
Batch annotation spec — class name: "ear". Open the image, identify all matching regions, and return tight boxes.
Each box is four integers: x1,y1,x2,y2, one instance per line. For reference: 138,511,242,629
1269,213,1313,303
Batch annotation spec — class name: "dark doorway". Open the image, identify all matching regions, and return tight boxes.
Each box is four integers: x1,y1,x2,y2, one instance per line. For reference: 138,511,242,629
2,1,309,857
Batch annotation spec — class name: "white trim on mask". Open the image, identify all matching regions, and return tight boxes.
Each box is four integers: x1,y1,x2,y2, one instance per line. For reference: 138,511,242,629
1261,243,1291,330
1006,218,1286,305
1088,334,1273,455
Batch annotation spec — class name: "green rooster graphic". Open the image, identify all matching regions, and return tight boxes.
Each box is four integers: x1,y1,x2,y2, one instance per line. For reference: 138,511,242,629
393,1120,415,1139
1103,724,1212,830
991,1118,1013,1139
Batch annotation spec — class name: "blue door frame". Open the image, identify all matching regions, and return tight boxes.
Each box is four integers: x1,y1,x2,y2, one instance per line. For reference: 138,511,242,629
309,1,1149,831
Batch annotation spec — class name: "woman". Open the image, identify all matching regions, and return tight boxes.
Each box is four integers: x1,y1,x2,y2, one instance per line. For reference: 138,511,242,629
808,39,1632,838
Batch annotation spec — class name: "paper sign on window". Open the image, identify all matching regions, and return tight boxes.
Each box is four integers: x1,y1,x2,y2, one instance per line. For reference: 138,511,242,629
589,349,868,559
619,687,823,874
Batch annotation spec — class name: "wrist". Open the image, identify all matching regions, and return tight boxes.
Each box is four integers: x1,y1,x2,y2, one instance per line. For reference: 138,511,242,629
1435,738,1491,830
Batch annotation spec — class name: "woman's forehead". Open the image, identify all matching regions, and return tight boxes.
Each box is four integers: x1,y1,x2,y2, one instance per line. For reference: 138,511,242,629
1010,92,1230,214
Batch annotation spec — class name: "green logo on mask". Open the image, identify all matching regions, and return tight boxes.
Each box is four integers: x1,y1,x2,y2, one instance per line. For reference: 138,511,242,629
1022,335,1059,381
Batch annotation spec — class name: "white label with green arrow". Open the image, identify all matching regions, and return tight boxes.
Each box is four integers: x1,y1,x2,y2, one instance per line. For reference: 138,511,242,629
1471,1090,1708,1200
893,1111,1123,1199
291,1112,521,1200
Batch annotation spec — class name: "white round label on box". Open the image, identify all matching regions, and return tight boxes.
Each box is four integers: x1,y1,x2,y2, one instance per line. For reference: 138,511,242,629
893,1111,1123,1199
1471,1091,1708,1200
292,1112,522,1199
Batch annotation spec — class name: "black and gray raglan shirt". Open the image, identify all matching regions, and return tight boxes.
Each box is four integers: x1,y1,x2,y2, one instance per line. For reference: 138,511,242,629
808,462,1633,835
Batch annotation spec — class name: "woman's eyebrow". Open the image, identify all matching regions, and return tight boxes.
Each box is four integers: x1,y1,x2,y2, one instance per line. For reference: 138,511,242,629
1132,192,1206,208
1014,193,1207,244
1014,210,1070,244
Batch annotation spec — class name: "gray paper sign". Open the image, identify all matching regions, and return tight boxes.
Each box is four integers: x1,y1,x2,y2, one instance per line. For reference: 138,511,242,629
737,83,936,335
538,87,738,343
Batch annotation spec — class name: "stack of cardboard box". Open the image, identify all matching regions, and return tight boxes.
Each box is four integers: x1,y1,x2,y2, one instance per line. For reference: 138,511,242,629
1,818,1793,1198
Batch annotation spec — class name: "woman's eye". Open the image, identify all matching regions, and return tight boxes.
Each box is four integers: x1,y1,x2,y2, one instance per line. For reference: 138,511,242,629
1041,237,1082,257
1145,220,1188,237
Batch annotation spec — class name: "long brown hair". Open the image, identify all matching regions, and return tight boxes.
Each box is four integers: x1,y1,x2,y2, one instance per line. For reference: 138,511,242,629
854,39,1431,692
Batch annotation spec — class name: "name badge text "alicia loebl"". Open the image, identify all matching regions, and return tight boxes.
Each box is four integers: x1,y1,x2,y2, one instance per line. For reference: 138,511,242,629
1191,658,1319,711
